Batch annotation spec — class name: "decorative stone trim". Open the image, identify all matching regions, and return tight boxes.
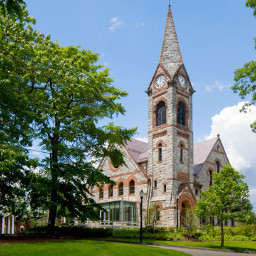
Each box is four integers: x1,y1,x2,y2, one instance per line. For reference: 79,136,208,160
115,178,126,188
153,89,168,98
177,89,189,99
109,159,121,172
126,175,138,186
148,123,193,134
214,158,222,167
177,171,189,182
207,168,214,176
110,170,140,179
153,130,167,139
155,139,167,149
177,131,189,139
178,193,196,210
153,97,168,128
177,140,188,150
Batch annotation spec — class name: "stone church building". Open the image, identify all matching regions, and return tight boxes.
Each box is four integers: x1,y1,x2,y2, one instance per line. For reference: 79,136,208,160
91,6,229,228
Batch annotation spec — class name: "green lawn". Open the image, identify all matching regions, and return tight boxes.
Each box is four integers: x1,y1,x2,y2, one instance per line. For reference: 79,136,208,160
104,238,256,252
0,240,191,256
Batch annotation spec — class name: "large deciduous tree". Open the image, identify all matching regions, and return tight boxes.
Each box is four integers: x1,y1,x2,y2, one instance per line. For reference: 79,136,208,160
196,165,252,248
0,8,136,234
231,0,256,132
0,0,26,20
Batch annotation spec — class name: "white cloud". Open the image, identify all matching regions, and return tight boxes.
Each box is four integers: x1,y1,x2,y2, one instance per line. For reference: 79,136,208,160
249,187,256,203
205,85,212,92
206,102,256,171
136,22,145,28
206,102,256,209
135,137,148,143
205,81,231,92
109,17,123,31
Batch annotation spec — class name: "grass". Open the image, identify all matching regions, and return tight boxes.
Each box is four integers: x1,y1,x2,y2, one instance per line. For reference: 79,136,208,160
103,237,256,252
0,240,192,256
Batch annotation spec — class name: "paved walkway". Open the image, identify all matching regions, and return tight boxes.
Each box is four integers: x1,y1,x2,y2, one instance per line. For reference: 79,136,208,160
147,243,256,256
102,240,256,256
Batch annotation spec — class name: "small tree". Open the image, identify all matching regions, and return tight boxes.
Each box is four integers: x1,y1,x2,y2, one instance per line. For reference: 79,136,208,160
183,208,197,239
196,164,253,247
144,203,160,232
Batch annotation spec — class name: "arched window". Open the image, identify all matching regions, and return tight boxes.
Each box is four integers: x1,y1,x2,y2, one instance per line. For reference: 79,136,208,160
118,182,123,196
180,144,184,163
216,161,220,173
177,101,186,125
158,143,162,162
156,101,166,126
209,170,213,187
108,184,113,197
129,180,135,194
99,185,104,199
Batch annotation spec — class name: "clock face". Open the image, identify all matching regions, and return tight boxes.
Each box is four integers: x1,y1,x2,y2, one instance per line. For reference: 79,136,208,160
178,75,186,88
155,74,165,88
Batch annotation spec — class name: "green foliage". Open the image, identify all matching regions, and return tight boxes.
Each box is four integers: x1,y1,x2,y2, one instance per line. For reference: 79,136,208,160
201,224,215,234
24,226,113,238
231,0,256,132
196,165,253,247
0,143,38,215
0,6,136,232
144,203,161,231
182,208,197,239
0,0,26,20
246,0,256,17
196,165,252,223
168,227,175,233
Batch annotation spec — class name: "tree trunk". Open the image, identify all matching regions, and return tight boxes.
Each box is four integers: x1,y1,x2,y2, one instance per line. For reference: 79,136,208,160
47,149,58,236
220,221,224,248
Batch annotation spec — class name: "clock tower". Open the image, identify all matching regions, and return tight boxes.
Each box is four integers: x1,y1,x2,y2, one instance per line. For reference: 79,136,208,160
146,5,195,227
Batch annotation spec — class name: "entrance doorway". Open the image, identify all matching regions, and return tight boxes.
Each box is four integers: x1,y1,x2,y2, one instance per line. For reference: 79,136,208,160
180,200,191,227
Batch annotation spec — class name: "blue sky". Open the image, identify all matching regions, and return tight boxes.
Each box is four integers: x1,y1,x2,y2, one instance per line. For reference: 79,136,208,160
26,0,256,210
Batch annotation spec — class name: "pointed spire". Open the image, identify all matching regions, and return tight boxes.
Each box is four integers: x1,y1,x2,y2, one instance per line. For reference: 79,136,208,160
159,5,183,77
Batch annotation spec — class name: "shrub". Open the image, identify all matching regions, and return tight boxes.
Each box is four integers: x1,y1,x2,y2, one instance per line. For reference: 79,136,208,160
26,226,113,238
176,227,183,233
201,224,214,234
168,227,175,233
191,231,201,239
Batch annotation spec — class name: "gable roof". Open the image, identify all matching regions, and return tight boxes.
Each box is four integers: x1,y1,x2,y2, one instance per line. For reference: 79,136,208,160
124,139,148,163
124,137,225,180
193,137,218,166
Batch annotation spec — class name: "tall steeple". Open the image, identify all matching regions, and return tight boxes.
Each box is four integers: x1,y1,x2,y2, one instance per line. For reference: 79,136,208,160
159,5,183,77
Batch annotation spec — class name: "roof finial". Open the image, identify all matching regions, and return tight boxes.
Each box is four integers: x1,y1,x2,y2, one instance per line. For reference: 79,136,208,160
217,134,220,138
169,0,171,9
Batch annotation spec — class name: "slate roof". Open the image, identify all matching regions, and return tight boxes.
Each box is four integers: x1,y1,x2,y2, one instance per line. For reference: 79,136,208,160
125,137,219,177
124,139,148,163
193,137,218,166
